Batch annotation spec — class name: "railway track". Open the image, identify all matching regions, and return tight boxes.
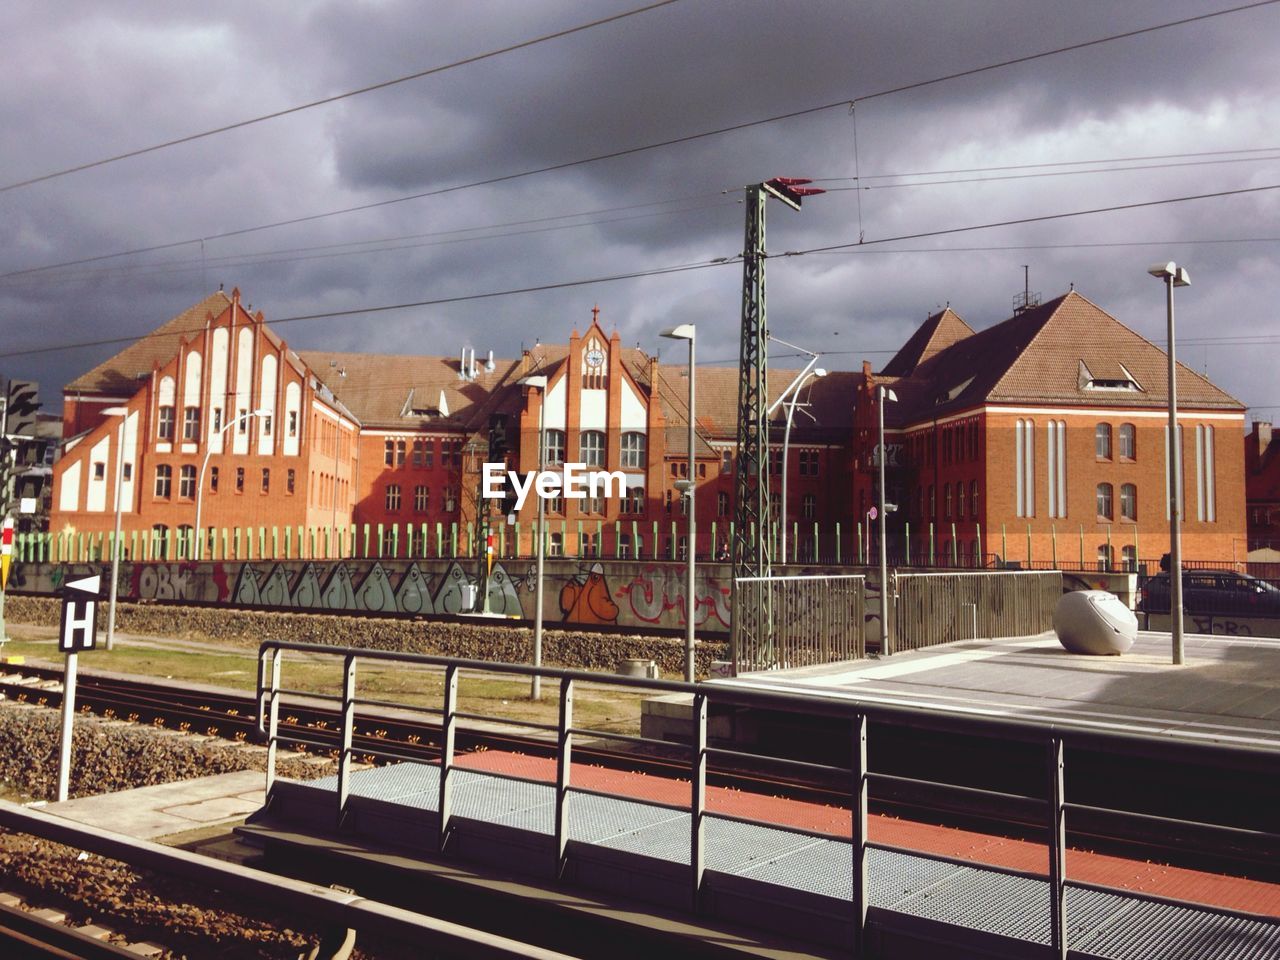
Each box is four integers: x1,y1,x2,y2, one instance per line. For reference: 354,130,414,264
3,661,1276,884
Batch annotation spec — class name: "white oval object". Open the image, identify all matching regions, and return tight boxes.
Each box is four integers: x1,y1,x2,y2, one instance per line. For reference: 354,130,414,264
1054,590,1137,655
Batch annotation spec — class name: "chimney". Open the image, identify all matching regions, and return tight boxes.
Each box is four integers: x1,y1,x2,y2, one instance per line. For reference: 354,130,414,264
1258,420,1273,457
521,348,531,376
485,349,495,373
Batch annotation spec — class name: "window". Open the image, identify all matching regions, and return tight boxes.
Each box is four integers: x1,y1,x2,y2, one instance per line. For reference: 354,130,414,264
543,430,565,466
93,461,106,481
580,430,605,467
1046,420,1067,518
1015,419,1035,517
414,485,429,512
444,488,457,512
213,408,223,433
1096,483,1113,520
1097,544,1114,571
422,439,434,468
384,440,394,466
803,494,816,520
717,491,729,518
381,528,397,557
154,465,172,498
957,485,965,520
287,410,298,437
624,485,645,515
396,440,406,466
582,532,599,558
123,463,132,481
769,492,781,516
235,467,244,493
175,465,194,499
1120,483,1137,521
386,484,401,511
412,439,426,467
1119,423,1136,460
261,468,270,493
183,407,200,441
237,409,249,434
944,483,953,518
210,466,219,492
799,450,819,477
721,449,733,473
447,440,462,467
971,480,979,518
547,494,564,515
1122,545,1138,572
586,496,605,516
261,413,272,437
1095,423,1112,460
287,469,295,494
157,406,175,441
549,533,563,557
770,449,783,476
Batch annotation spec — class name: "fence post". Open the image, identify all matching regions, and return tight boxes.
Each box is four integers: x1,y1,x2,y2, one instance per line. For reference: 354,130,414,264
690,691,707,912
929,523,935,566
1078,524,1084,569
852,712,869,958
835,521,841,564
438,664,458,854
1048,736,1066,959
1051,524,1057,569
1106,525,1113,571
951,523,958,566
1001,524,1007,564
857,522,863,565
262,648,281,794
337,653,356,830
904,521,911,566
555,677,574,879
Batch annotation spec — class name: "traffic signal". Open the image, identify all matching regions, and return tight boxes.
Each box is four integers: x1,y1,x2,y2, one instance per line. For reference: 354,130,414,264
4,379,40,437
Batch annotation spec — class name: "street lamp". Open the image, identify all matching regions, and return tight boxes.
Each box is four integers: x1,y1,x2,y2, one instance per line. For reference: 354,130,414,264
661,324,697,682
102,406,128,652
878,385,898,655
765,337,823,565
194,408,268,561
1149,261,1191,666
518,375,548,699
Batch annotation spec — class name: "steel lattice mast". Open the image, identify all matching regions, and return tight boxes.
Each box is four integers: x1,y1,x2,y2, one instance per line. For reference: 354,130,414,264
730,178,822,669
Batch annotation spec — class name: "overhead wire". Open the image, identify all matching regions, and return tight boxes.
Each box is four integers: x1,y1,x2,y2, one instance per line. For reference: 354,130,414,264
4,1,1277,280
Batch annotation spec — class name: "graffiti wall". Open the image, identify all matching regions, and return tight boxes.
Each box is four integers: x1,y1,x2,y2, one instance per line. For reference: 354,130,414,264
7,558,820,636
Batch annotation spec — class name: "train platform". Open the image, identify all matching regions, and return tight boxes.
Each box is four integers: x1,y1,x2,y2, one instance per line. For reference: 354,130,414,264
243,747,1280,959
715,630,1280,748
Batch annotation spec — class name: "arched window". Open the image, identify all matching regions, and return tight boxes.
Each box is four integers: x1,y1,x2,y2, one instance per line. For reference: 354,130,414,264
1095,423,1113,460
579,430,605,467
1096,483,1113,520
944,483,953,519
1118,423,1136,460
717,491,729,517
621,432,646,468
1120,483,1137,521
802,494,816,520
971,480,979,518
543,429,566,466
154,464,172,499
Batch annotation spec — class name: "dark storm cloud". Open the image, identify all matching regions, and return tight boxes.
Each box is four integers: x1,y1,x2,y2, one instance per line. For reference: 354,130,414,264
1,0,1278,416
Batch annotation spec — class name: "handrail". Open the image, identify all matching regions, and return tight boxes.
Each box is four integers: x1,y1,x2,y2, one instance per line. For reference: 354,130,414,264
256,639,1280,958
0,800,580,960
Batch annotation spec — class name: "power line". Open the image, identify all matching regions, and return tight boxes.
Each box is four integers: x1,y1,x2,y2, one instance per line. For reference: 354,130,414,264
4,179,1275,363
6,1,1276,280
0,1,682,194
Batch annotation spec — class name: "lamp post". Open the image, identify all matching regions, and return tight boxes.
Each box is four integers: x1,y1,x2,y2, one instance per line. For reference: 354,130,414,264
878,385,898,655
101,407,128,652
661,324,697,682
776,368,826,564
519,376,548,699
194,408,268,562
1149,261,1191,666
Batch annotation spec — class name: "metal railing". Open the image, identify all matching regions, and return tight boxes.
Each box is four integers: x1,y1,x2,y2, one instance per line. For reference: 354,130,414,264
893,570,1061,652
0,800,579,960
255,640,1279,960
731,574,865,672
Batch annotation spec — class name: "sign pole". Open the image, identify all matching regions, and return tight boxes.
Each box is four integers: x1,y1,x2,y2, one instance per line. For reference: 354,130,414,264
55,573,100,803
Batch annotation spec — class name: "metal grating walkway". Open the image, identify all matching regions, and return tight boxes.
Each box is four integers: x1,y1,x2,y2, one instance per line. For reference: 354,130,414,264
267,762,1280,959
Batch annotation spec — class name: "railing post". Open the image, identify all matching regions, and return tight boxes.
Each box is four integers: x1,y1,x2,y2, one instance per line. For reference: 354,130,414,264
852,712,869,957
337,653,357,829
554,676,574,878
264,648,282,794
1048,736,1066,960
438,664,458,854
690,691,707,912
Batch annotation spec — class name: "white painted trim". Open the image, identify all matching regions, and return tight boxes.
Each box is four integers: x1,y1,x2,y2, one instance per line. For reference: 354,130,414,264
360,428,461,439
309,401,357,431
903,404,1241,432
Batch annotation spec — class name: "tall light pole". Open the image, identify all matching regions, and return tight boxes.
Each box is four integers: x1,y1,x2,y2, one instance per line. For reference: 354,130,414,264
765,337,822,565
194,408,267,561
878,386,898,655
1149,261,1191,665
102,407,128,651
519,376,548,699
662,324,697,682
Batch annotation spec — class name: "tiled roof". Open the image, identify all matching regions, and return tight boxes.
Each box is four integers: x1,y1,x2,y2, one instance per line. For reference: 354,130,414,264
880,307,974,377
65,291,232,395
888,291,1242,424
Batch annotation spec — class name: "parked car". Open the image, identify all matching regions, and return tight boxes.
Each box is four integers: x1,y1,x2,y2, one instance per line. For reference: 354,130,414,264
1139,570,1280,618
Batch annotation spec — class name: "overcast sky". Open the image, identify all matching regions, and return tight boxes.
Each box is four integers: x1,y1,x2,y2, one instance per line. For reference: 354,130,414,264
2,0,1278,420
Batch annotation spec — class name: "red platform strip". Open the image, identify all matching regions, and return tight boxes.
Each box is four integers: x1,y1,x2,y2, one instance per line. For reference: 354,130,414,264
453,749,1280,918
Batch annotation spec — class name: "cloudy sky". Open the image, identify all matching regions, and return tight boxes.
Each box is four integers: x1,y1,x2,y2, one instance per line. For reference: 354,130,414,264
2,0,1278,419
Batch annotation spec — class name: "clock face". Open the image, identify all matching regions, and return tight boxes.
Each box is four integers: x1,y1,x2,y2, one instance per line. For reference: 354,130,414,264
585,348,606,368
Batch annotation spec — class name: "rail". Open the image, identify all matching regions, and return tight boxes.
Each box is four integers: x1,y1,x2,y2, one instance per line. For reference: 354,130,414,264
894,570,1061,651
0,800,580,960
731,573,865,671
256,640,1280,960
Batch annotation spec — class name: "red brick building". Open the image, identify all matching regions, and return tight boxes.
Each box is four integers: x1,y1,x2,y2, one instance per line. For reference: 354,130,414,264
854,291,1247,568
1245,421,1280,553
50,291,853,560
